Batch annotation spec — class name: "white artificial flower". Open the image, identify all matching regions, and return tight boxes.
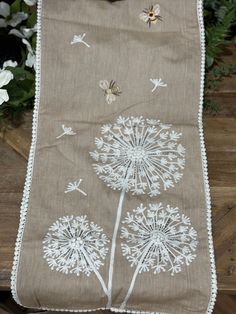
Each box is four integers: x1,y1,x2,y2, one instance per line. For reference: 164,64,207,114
0,1,9,18
9,23,37,39
2,60,17,68
22,38,36,69
24,0,37,6
0,60,17,105
0,71,13,104
0,2,28,28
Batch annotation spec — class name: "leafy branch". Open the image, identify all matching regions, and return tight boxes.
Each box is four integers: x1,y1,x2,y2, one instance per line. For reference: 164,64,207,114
204,0,236,111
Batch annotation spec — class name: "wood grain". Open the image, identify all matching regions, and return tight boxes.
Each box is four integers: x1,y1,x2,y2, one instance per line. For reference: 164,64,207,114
0,113,32,160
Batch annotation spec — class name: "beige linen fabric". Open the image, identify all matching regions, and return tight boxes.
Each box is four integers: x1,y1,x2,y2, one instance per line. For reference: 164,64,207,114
12,0,216,313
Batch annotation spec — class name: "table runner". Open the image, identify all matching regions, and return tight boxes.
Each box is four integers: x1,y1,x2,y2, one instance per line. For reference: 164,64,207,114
11,0,217,313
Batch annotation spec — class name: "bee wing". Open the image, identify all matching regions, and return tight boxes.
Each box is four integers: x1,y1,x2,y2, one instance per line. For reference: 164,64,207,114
153,4,160,15
99,80,109,90
139,12,149,23
106,94,116,105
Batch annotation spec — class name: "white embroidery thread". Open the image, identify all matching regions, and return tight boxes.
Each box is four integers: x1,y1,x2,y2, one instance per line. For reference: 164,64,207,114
99,80,122,104
71,33,90,47
120,203,198,309
56,124,76,139
91,116,185,195
150,78,167,92
90,116,185,307
11,1,217,313
64,179,87,196
43,215,109,296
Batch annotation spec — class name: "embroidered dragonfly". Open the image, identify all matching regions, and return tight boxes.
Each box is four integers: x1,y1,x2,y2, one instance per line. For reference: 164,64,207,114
71,33,90,48
56,125,76,139
64,179,87,196
150,78,167,92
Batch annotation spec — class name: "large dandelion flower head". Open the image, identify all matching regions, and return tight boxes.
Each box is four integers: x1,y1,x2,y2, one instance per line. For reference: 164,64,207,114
43,215,109,276
90,116,185,196
121,203,198,275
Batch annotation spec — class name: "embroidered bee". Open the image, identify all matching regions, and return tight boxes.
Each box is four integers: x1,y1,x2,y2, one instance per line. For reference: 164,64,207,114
139,4,162,27
99,80,122,104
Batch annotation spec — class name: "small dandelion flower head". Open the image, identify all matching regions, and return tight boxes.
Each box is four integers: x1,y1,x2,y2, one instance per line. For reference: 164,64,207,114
90,116,185,196
43,215,109,276
121,203,198,275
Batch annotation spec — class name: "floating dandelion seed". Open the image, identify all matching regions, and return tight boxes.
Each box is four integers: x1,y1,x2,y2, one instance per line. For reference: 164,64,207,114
150,78,167,92
71,33,90,47
56,125,76,139
64,179,87,196
120,203,198,308
90,116,185,307
43,215,109,296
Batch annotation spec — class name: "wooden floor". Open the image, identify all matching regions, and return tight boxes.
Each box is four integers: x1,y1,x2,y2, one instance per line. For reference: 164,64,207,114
0,293,236,314
0,47,235,312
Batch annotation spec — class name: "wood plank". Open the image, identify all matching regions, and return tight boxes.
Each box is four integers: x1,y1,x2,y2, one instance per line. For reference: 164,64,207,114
0,128,31,160
206,45,236,94
205,93,236,118
204,118,236,153
0,140,26,291
208,152,236,187
214,294,236,314
211,187,236,222
0,113,32,160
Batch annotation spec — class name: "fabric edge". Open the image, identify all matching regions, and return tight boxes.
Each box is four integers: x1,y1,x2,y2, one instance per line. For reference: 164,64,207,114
10,0,43,306
10,0,217,313
197,1,218,313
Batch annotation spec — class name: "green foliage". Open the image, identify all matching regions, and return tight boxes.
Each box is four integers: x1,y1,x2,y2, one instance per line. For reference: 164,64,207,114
206,63,236,90
204,99,219,112
204,0,236,111
0,0,36,126
205,0,236,67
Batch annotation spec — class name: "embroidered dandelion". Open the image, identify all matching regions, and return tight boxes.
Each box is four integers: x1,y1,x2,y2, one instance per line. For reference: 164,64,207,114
71,33,90,47
43,215,109,295
139,4,162,27
56,124,76,139
90,116,185,196
150,78,167,92
90,116,185,307
65,179,87,196
99,80,121,104
120,203,198,308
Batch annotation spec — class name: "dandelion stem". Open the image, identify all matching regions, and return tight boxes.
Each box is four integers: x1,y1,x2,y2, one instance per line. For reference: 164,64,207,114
76,188,87,196
82,40,90,48
120,263,140,309
56,132,65,139
82,248,108,296
120,242,153,309
107,187,126,308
